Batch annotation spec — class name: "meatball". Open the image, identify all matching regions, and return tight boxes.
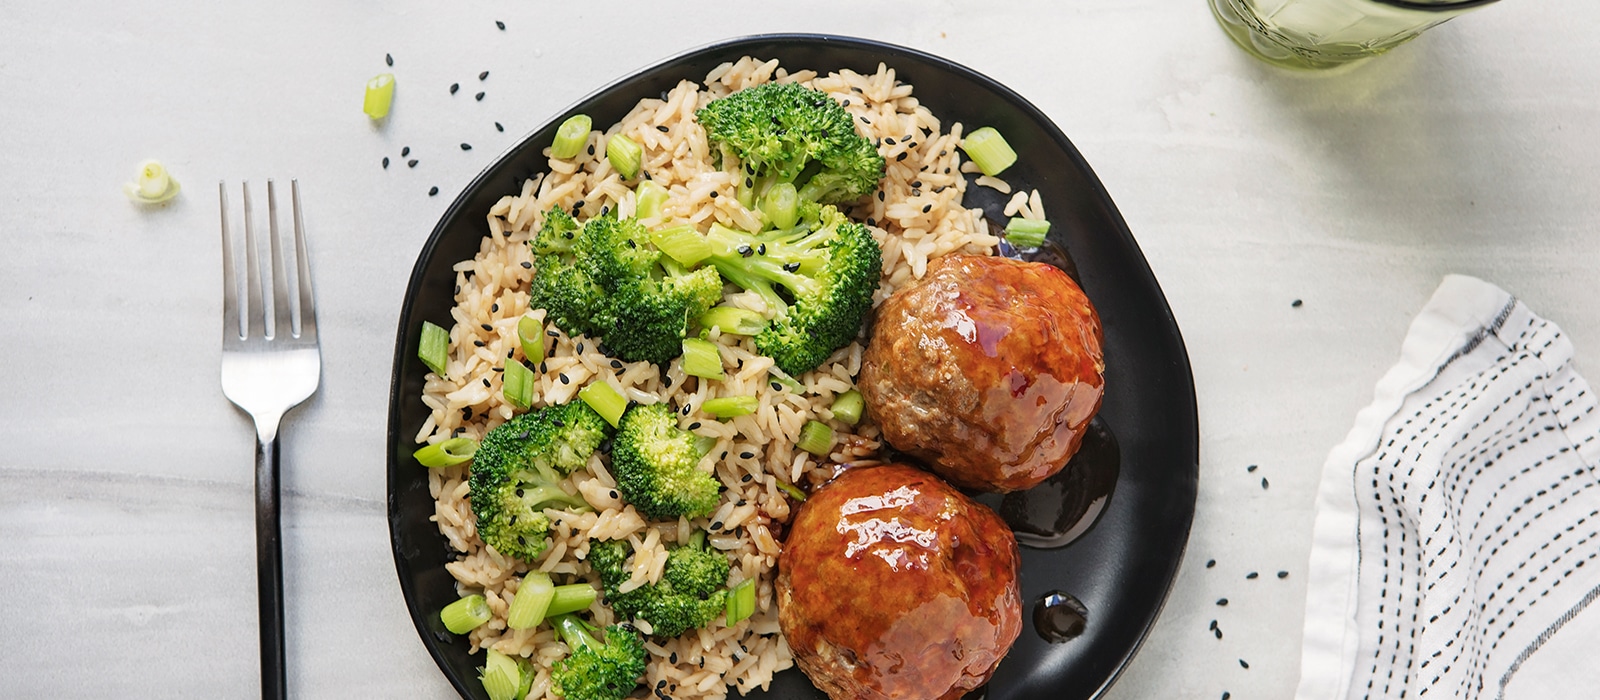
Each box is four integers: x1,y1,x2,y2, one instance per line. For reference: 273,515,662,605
777,463,1022,700
859,254,1104,492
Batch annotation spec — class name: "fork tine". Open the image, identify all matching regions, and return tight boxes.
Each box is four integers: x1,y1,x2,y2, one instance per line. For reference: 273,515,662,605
267,180,293,341
291,179,318,342
220,182,242,342
242,182,267,341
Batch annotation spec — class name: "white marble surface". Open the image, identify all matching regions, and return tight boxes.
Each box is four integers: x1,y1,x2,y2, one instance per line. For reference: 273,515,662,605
1,0,1596,697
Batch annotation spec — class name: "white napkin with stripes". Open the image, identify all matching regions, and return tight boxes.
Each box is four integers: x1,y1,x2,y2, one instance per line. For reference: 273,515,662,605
1297,275,1600,700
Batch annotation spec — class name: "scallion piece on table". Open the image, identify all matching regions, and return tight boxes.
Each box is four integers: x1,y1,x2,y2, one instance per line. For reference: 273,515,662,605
502,359,535,409
829,390,864,426
651,224,711,267
419,321,450,376
578,381,628,429
960,127,1017,176
363,73,396,120
516,316,545,365
767,366,805,394
775,480,808,502
551,114,592,159
759,182,799,230
635,180,669,221
505,572,556,630
123,159,181,204
681,338,726,380
703,396,758,419
796,420,833,456
1004,218,1050,248
440,594,491,634
697,306,767,336
545,583,599,617
725,578,757,625
479,649,523,700
606,133,643,180
413,437,479,468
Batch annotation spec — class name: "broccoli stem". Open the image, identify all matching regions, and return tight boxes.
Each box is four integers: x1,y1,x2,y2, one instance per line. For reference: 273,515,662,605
686,529,707,551
702,223,824,312
553,614,600,653
522,484,591,512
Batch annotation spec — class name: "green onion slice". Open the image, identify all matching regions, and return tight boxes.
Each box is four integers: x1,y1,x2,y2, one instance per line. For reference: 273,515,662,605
697,306,767,337
829,390,864,426
1004,217,1050,248
441,594,491,634
759,182,799,230
551,114,592,159
635,180,669,221
515,657,534,699
480,649,522,700
961,127,1017,177
681,338,725,380
414,437,479,468
502,360,535,410
578,382,628,429
725,578,757,625
651,224,711,268
796,420,834,457
505,572,556,630
419,321,450,377
775,480,808,502
703,396,758,419
545,583,598,617
123,159,181,204
363,73,395,120
606,133,643,180
516,316,545,365
767,366,805,394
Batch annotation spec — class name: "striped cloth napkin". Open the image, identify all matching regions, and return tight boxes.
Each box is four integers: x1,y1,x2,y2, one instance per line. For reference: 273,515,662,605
1297,275,1600,700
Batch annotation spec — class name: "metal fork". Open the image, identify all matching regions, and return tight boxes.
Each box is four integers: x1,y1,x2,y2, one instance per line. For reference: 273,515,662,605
219,180,321,700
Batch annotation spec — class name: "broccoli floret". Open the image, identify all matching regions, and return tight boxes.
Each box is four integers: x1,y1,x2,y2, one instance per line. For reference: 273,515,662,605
469,402,613,561
702,203,881,376
610,403,721,520
696,82,885,206
529,212,722,366
588,531,730,638
549,614,647,700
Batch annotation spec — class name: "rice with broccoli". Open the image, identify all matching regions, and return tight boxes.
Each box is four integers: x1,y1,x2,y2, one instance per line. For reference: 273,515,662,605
413,56,1042,700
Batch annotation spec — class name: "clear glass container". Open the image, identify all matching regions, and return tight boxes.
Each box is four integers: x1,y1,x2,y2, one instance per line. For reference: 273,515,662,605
1210,0,1498,70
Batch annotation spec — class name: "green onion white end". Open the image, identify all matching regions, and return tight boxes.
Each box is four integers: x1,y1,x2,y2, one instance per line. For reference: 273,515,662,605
960,127,1017,177
363,73,396,120
123,160,181,204
551,115,592,159
606,134,643,180
441,594,491,634
414,437,479,468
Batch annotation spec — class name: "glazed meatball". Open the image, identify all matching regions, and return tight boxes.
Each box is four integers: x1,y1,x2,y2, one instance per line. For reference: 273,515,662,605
859,254,1104,492
777,463,1022,700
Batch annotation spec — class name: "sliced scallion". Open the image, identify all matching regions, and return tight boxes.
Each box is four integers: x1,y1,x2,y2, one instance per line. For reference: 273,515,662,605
505,572,555,630
697,306,767,336
123,159,181,204
1005,217,1051,248
606,133,643,180
725,578,757,625
702,396,758,419
502,359,535,409
829,390,864,426
545,583,599,617
414,437,479,468
517,316,545,365
759,182,799,230
578,382,627,429
419,321,450,377
515,657,534,700
635,180,669,221
551,114,592,159
651,224,711,267
961,127,1017,176
767,366,805,394
796,420,833,456
775,480,808,502
480,649,522,700
363,73,396,120
440,594,491,634
681,338,726,380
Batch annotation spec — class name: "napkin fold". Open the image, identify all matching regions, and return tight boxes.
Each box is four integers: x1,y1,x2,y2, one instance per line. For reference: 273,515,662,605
1297,275,1600,700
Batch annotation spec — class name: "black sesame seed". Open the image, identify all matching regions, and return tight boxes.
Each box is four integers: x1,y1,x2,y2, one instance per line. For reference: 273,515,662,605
885,137,896,145
689,422,702,430
662,376,672,387
866,218,876,227
382,157,390,169
577,343,585,353
757,243,766,255
745,177,754,188
587,144,595,156
474,92,485,101
1209,619,1217,630
911,181,922,188
461,143,473,150
709,191,719,199
770,381,782,391
428,186,439,196
1292,298,1303,307
861,117,871,124
738,245,753,257
896,152,908,161
877,190,885,201
495,122,504,132
491,303,499,312
710,521,724,531
482,378,491,387
739,451,755,459
741,474,753,482
546,329,559,337
1206,559,1216,568
559,373,570,385
402,146,411,157
480,323,493,332
1223,693,1231,700
454,284,461,294
492,366,503,372
656,125,669,133
552,418,564,428
495,20,505,29
479,71,489,81
1216,598,1229,606
472,340,485,347
921,204,932,213
538,362,548,373
681,405,691,416
450,83,459,94
782,262,801,273
408,159,419,168
1278,570,1289,579
1246,572,1259,579
1239,659,1249,669
1262,477,1270,490
1247,464,1258,472
610,490,619,499
385,53,393,66
520,261,532,269
1215,628,1224,639
610,360,623,369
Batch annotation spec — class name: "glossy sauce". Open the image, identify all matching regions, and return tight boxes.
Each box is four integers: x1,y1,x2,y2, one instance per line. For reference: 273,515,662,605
976,417,1121,549
1033,590,1090,643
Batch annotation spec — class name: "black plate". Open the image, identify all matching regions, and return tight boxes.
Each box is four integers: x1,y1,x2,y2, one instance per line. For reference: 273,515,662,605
387,34,1198,700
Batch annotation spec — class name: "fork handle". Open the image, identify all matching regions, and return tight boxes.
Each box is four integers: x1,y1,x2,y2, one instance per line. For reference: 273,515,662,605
256,434,287,700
